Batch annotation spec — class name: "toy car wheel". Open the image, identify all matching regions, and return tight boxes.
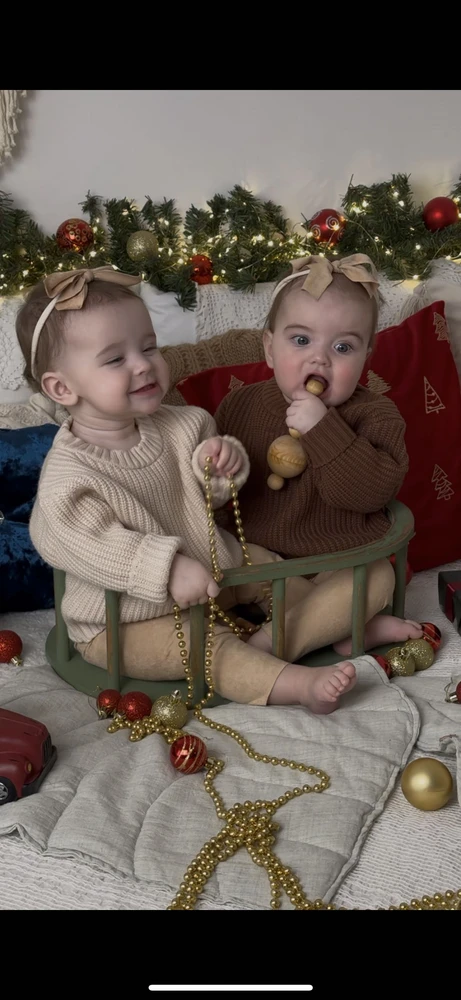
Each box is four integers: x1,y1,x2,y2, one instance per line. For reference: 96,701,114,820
0,777,17,805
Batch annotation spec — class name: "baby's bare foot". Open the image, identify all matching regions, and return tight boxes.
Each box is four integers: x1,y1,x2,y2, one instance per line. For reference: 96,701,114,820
334,615,423,657
268,661,356,714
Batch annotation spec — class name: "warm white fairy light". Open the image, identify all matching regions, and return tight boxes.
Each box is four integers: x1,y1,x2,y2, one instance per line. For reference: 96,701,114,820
413,274,419,280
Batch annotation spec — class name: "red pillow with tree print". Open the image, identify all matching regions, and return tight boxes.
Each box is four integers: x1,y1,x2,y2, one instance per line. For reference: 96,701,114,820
359,301,461,571
177,360,272,413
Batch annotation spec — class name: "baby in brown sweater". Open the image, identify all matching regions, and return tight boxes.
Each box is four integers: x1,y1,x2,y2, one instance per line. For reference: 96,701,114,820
215,254,423,686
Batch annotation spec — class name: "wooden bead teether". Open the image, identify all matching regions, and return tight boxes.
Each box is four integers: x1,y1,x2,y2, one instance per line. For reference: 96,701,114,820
267,377,325,487
288,378,326,441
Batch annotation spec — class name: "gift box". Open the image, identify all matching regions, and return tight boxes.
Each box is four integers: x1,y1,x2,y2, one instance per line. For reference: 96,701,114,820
438,571,461,633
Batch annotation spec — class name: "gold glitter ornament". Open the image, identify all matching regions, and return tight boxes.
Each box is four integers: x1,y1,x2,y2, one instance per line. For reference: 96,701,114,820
385,645,416,677
151,690,188,729
126,230,158,262
402,637,434,671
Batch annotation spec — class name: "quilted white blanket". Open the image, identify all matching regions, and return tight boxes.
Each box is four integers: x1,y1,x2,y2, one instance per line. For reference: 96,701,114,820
1,562,461,910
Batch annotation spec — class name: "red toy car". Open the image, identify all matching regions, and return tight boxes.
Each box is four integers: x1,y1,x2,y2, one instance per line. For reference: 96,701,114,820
0,708,57,805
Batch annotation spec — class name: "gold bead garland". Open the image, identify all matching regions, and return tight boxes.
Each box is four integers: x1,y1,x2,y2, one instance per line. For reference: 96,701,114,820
108,457,461,911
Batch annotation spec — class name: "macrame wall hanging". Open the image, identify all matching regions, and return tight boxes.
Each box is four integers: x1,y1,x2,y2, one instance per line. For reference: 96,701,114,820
0,91,27,167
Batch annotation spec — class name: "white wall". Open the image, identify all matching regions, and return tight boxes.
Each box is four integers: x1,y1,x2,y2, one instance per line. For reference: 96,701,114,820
2,89,461,233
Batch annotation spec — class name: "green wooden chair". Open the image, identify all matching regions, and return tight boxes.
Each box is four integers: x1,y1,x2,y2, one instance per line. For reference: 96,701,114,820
45,500,415,707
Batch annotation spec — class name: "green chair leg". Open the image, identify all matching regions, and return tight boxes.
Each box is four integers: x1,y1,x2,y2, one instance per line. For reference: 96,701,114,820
351,564,367,657
271,578,286,659
105,590,121,691
392,545,408,618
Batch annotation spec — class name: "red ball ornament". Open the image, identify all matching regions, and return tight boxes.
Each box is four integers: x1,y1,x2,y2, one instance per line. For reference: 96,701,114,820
96,688,122,718
457,681,461,702
117,691,152,722
374,654,393,679
308,208,345,246
422,197,459,232
420,622,442,652
56,218,94,253
169,734,208,774
190,254,213,285
0,630,23,665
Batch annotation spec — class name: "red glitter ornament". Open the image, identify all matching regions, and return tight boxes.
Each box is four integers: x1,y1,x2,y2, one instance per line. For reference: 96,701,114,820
96,689,122,718
170,734,208,774
190,254,213,285
117,691,152,722
0,630,23,665
420,622,442,652
56,218,94,253
308,208,345,246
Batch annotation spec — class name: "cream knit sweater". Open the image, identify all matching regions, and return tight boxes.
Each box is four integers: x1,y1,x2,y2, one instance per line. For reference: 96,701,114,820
29,405,249,643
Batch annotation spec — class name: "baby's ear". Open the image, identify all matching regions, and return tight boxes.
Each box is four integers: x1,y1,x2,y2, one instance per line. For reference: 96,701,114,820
41,371,78,407
262,328,274,369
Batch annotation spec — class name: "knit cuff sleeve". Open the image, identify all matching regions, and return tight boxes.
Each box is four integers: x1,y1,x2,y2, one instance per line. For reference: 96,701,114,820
127,533,182,604
191,435,250,508
302,408,357,467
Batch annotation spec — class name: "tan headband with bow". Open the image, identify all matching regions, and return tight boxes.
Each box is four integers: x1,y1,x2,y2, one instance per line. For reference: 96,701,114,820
31,266,141,378
270,253,380,306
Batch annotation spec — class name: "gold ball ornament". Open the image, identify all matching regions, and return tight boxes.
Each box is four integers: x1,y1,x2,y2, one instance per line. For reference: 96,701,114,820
151,690,188,729
401,757,453,811
385,645,416,677
402,638,434,671
266,435,307,490
126,230,159,262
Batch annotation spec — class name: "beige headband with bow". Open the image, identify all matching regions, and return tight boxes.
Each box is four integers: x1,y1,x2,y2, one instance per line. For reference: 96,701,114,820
270,253,380,306
30,266,141,379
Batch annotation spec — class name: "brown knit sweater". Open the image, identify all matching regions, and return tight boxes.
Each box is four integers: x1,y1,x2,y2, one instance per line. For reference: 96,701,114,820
215,378,409,558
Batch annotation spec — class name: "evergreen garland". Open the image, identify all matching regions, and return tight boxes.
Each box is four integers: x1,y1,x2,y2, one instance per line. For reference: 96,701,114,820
1,174,461,309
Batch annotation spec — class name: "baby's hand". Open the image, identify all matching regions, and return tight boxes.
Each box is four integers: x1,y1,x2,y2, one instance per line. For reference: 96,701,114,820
168,553,221,608
286,392,327,436
197,436,243,477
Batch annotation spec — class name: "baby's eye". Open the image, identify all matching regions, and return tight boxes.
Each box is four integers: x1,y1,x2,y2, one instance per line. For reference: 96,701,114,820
143,345,157,354
334,343,352,354
292,335,309,347
105,356,123,365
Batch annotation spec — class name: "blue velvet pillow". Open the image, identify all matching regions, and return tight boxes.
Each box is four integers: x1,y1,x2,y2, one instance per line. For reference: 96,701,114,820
0,423,59,612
